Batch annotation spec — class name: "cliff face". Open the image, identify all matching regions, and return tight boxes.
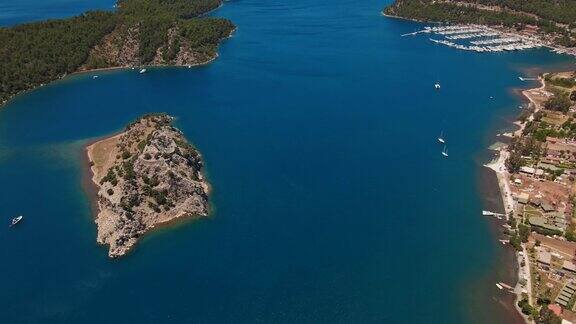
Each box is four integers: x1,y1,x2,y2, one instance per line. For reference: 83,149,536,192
87,114,209,258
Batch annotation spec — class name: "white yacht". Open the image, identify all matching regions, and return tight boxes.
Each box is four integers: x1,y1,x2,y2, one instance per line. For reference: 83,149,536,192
434,82,441,90
139,68,147,74
10,215,23,227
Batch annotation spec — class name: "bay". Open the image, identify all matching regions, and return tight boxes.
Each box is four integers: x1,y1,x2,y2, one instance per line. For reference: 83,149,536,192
0,0,574,323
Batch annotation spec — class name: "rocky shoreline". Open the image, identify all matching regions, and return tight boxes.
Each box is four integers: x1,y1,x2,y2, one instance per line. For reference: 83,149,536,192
86,114,210,258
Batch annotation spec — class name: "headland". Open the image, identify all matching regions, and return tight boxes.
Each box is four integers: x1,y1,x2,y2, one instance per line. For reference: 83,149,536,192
0,0,235,108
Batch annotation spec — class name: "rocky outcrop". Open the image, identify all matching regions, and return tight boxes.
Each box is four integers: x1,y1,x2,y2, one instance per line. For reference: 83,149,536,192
81,25,142,70
82,19,234,70
87,114,210,258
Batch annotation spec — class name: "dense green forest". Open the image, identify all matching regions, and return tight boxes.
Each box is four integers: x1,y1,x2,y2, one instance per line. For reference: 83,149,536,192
0,0,234,105
456,0,576,26
384,0,576,44
0,12,117,104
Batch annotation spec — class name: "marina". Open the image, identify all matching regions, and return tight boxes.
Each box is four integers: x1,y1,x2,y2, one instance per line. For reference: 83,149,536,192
404,24,544,53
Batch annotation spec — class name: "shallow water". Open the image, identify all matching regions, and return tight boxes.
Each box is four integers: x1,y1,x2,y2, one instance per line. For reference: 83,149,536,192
0,0,574,323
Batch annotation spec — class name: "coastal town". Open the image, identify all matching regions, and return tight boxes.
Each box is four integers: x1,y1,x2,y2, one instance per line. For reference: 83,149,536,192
487,71,576,323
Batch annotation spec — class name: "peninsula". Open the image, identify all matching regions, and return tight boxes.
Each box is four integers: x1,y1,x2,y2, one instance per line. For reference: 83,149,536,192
0,0,235,106
86,114,210,258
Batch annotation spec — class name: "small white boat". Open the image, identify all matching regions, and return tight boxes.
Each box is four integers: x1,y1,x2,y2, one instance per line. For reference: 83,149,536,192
139,68,147,74
496,283,503,290
434,82,441,90
10,215,23,227
187,65,192,68
442,146,449,157
438,131,445,144
93,75,99,79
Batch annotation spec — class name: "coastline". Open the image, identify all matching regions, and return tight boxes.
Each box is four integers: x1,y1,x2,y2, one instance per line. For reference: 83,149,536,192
382,9,576,57
381,9,558,321
483,76,547,323
0,26,237,111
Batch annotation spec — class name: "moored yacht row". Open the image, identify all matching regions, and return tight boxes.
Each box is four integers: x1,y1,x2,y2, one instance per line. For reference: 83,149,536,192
471,37,522,45
446,32,500,40
429,38,541,53
404,24,544,54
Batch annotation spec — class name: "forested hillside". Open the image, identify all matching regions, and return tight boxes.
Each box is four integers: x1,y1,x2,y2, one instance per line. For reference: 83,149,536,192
0,0,234,105
458,0,576,26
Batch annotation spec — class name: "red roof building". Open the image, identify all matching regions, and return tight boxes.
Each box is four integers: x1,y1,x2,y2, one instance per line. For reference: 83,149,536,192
548,303,563,316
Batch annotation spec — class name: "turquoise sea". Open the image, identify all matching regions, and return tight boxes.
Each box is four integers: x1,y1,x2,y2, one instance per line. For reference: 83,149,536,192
1,0,574,323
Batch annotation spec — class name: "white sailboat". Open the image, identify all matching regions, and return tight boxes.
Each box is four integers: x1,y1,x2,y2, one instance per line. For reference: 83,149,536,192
441,146,449,157
438,131,445,144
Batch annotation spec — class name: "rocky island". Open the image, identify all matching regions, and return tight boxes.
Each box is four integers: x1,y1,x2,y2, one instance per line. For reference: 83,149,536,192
87,114,210,258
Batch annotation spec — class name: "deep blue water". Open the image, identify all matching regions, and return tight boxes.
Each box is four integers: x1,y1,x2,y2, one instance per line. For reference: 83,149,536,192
0,0,114,25
1,0,575,323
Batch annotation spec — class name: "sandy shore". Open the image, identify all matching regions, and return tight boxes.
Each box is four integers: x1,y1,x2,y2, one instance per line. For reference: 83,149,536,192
483,76,546,323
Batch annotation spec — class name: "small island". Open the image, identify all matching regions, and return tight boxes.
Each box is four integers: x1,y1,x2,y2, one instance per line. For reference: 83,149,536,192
86,114,210,258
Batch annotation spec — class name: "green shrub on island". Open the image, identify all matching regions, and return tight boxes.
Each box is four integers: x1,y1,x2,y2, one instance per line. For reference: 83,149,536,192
101,168,118,186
